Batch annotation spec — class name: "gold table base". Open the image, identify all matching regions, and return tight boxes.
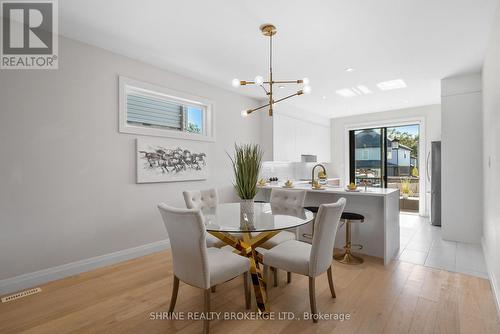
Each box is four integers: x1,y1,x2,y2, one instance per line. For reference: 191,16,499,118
209,230,278,313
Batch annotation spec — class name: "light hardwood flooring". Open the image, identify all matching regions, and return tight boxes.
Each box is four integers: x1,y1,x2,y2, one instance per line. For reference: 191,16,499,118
1,250,499,334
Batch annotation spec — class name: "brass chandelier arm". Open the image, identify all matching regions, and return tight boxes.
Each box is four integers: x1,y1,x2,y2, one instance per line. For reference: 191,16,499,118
242,79,304,85
246,102,272,115
246,90,303,115
272,80,305,84
235,24,310,117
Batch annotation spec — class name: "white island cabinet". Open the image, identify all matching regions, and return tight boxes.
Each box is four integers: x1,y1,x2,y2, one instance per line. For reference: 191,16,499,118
256,184,400,265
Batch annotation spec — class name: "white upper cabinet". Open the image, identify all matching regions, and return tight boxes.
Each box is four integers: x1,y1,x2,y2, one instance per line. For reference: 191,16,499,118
273,114,331,162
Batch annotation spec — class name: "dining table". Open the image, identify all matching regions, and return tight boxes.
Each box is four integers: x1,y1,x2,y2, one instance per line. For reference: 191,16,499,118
201,202,314,313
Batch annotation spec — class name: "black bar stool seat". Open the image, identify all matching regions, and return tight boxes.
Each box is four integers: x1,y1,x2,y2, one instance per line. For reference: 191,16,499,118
341,212,365,222
334,211,365,265
304,206,319,213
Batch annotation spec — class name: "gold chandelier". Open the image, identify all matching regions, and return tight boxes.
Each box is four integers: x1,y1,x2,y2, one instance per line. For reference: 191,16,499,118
232,24,311,117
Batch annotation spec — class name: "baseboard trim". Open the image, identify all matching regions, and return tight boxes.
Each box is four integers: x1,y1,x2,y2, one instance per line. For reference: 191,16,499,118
0,239,170,296
481,237,500,320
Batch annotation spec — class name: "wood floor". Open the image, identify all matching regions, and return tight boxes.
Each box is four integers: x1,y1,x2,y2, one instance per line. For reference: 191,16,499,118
1,250,499,334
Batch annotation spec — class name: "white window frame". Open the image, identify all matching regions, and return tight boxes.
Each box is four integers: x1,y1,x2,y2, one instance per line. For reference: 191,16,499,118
119,76,215,142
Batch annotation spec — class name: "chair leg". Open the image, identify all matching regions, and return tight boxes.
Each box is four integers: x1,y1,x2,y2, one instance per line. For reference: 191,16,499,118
327,266,336,298
308,276,318,323
287,272,292,284
273,267,278,287
203,289,211,334
168,275,179,314
211,286,216,293
243,272,251,309
263,265,269,287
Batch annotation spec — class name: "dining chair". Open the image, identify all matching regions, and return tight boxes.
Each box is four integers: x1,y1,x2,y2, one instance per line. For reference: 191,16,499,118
258,188,306,285
259,188,306,247
158,203,251,334
184,188,253,293
183,188,224,248
257,198,346,323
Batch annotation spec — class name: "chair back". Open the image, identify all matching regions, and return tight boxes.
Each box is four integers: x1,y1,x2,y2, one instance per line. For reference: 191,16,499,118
183,188,219,210
309,198,346,277
157,203,210,289
270,188,306,208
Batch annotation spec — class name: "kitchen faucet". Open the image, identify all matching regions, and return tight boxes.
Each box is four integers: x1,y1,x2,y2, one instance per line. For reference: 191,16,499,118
311,164,326,188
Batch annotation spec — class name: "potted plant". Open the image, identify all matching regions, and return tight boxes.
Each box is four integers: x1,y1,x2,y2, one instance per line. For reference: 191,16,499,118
401,178,411,199
228,143,263,222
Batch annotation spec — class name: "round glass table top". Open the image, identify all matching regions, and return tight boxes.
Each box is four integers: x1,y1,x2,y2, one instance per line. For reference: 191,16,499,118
201,202,314,233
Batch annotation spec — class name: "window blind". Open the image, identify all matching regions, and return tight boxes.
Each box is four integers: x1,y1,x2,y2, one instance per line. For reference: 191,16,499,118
126,91,183,130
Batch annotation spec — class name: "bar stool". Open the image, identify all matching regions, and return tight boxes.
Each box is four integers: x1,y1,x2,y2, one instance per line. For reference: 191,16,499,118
334,212,365,264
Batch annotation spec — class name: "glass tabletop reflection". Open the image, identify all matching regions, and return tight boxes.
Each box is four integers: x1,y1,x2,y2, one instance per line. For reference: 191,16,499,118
201,202,314,233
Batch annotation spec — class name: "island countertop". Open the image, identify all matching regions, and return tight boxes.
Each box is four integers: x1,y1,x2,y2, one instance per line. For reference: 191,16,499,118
257,183,400,197
257,182,400,265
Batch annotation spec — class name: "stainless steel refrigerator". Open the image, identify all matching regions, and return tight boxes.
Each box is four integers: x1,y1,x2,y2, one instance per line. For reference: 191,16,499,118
428,141,441,226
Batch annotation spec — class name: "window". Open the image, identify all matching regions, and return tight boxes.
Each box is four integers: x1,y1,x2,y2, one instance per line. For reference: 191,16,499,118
119,76,214,141
362,148,369,160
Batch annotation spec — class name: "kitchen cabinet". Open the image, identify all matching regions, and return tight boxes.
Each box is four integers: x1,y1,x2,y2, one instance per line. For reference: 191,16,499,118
273,114,330,162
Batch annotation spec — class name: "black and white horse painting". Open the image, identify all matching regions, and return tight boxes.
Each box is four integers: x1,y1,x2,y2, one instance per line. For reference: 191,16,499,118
136,139,208,183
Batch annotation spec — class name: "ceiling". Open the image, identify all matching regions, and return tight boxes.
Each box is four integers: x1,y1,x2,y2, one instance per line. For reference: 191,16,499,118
60,0,498,118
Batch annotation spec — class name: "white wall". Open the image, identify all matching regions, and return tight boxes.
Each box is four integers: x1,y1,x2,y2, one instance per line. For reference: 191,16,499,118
330,104,441,216
441,73,483,243
0,37,262,282
272,103,331,162
482,2,500,316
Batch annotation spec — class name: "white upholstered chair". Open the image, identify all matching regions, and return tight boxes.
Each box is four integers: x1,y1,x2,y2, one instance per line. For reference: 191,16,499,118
183,188,224,248
258,188,306,285
260,188,306,248
158,203,250,334
257,198,346,323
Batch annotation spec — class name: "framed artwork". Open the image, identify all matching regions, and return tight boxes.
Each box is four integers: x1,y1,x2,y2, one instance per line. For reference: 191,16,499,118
136,138,208,183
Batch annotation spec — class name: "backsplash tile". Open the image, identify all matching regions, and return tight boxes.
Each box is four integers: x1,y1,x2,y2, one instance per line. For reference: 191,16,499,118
261,161,334,182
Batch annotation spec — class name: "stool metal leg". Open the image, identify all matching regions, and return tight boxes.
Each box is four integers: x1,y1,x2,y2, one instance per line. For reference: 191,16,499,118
334,220,364,264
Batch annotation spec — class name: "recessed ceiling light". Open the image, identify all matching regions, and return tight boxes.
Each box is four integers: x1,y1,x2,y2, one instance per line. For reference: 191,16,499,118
336,89,357,98
345,67,355,72
278,85,285,89
336,84,373,98
351,87,362,95
377,79,407,91
357,85,372,94
322,95,327,100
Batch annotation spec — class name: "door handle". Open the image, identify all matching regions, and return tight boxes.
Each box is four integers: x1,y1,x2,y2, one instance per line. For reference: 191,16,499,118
426,150,431,183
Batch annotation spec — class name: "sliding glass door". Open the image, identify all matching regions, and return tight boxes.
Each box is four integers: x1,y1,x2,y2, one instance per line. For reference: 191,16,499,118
349,124,420,212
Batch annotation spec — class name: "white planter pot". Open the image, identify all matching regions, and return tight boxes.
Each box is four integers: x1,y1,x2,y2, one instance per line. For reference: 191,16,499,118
239,199,255,230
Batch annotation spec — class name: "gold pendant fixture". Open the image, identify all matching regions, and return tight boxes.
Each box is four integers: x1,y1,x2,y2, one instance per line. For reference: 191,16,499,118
232,24,311,117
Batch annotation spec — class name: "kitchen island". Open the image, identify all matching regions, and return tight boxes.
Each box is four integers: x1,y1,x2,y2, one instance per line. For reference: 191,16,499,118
256,184,400,265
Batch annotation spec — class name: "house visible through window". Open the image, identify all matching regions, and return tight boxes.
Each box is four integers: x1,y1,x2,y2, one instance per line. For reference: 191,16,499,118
119,76,214,141
126,88,205,134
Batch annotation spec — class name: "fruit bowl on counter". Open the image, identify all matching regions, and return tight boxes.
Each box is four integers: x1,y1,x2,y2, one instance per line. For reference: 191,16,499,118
345,182,361,192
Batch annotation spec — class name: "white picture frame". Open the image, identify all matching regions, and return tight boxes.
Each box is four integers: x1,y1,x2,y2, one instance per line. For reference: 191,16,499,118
136,138,208,183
